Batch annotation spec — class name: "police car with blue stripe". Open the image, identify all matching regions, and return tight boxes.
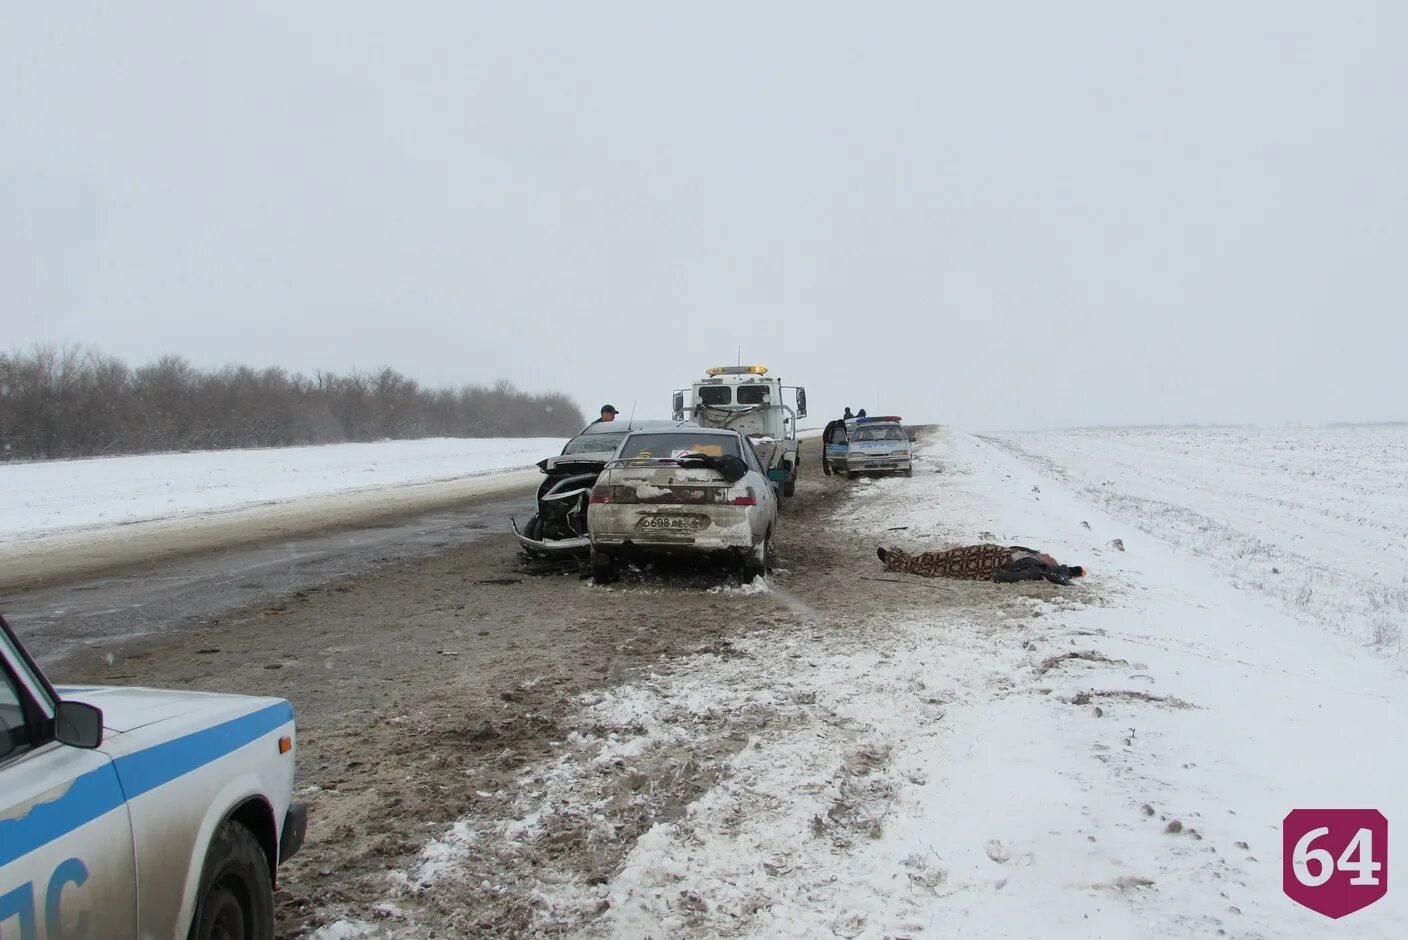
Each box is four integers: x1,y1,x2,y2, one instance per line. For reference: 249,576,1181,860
1,613,306,940
824,415,914,479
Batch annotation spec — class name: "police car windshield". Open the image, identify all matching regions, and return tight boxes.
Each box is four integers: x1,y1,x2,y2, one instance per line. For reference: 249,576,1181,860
562,431,629,455
852,425,907,442
618,433,742,460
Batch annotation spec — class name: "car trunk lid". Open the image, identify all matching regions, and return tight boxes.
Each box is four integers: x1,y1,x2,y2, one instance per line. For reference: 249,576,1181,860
593,464,754,506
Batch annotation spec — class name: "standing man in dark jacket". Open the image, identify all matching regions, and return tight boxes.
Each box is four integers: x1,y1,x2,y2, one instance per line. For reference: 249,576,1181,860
821,418,845,474
821,413,853,474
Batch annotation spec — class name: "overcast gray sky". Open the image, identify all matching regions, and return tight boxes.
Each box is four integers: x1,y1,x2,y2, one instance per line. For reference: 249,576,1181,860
3,1,1405,430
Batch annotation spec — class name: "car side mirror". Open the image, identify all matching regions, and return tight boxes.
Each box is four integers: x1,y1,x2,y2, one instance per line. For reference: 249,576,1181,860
796,388,807,419
767,468,787,482
672,391,685,420
55,701,104,749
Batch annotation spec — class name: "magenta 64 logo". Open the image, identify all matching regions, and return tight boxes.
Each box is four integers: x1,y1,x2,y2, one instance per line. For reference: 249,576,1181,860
1283,809,1388,918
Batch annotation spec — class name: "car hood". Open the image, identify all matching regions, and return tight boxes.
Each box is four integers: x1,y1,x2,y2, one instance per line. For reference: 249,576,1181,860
542,454,611,474
52,685,284,734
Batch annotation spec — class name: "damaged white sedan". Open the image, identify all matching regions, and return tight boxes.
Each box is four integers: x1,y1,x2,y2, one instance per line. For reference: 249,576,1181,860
587,427,782,581
513,419,692,558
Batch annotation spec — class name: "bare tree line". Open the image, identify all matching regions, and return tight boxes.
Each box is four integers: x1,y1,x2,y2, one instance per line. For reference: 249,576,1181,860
0,345,585,461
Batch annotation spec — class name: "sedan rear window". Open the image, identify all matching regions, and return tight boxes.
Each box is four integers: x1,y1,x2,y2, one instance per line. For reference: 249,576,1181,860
619,433,741,460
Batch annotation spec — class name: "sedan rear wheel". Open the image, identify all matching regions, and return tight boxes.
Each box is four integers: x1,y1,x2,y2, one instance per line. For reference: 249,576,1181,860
590,547,617,584
740,531,772,580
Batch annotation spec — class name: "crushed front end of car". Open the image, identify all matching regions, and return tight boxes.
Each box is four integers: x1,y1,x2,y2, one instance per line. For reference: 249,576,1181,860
513,455,605,556
514,420,698,558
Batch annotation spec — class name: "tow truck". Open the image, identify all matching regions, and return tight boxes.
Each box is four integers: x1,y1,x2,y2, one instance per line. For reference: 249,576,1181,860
1,613,305,940
672,366,807,497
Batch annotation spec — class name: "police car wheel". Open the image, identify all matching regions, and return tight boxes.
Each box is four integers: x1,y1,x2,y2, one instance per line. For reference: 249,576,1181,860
191,820,274,940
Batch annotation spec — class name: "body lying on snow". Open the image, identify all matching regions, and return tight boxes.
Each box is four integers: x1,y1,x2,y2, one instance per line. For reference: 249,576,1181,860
877,543,1086,586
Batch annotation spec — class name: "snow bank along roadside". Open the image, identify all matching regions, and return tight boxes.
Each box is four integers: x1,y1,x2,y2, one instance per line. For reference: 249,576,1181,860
987,425,1408,667
0,469,542,592
313,429,1407,938
0,437,563,590
1,436,565,540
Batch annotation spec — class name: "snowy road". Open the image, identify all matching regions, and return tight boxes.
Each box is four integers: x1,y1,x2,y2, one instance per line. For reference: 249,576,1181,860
34,427,1407,938
5,489,532,666
406,429,1404,939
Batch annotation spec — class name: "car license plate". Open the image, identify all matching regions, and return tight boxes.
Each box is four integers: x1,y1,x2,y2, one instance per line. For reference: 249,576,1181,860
637,515,704,532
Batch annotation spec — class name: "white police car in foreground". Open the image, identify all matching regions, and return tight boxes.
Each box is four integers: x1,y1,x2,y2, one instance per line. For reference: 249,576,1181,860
1,613,306,940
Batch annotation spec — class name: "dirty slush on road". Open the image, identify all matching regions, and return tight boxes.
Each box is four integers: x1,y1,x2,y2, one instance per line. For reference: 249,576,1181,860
44,435,1077,937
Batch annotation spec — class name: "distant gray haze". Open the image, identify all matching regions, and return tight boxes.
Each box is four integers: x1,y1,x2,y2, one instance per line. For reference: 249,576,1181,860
4,2,1405,430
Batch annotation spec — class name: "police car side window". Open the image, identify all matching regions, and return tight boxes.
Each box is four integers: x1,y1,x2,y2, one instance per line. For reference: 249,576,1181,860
0,663,35,761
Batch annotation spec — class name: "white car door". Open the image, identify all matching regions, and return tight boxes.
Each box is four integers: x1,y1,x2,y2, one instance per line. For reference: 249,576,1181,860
764,468,780,528
740,438,779,534
0,631,138,940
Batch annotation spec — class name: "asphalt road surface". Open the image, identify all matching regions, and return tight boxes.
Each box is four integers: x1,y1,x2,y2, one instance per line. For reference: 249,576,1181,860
4,490,534,666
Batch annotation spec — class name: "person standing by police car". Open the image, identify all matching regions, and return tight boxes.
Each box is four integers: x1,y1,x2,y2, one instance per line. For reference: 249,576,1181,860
821,414,850,474
592,404,619,425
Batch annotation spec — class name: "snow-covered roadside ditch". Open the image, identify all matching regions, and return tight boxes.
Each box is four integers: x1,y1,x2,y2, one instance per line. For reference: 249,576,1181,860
317,429,1408,938
0,436,565,541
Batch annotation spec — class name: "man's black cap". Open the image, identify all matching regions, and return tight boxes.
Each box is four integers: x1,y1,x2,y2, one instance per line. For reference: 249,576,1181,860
601,404,619,414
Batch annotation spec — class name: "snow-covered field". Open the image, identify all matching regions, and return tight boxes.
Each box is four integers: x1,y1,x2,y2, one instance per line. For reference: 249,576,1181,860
989,425,1408,663
0,437,565,541
316,425,1407,938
